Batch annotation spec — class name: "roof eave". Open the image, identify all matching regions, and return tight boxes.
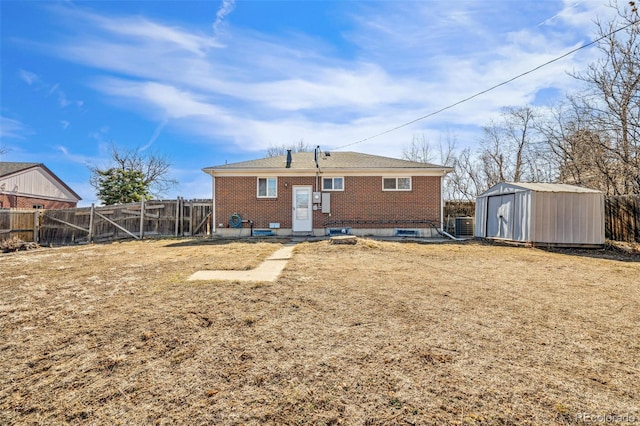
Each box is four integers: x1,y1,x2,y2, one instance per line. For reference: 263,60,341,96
203,166,453,176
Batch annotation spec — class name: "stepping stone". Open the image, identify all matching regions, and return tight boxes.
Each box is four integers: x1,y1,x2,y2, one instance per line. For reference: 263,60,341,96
330,235,357,245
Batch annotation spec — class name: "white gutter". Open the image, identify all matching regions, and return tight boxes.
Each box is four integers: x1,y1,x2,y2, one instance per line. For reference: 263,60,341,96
211,174,216,235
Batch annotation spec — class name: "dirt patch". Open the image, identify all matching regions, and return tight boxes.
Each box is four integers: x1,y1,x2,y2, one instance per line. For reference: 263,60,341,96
1,238,638,424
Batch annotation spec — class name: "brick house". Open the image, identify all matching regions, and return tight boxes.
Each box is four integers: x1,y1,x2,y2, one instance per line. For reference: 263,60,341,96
203,151,452,237
0,162,81,209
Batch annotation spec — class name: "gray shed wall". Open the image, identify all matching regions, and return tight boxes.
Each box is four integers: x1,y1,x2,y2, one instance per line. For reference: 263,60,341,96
475,183,605,246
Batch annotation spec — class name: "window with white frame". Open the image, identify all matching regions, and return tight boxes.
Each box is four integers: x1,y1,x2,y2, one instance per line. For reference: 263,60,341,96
382,177,411,191
322,177,344,191
257,177,277,198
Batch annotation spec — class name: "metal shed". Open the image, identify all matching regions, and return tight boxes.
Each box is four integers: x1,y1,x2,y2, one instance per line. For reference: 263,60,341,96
475,182,605,247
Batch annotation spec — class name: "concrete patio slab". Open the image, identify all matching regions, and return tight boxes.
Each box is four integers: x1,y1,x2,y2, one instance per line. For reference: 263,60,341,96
187,244,296,282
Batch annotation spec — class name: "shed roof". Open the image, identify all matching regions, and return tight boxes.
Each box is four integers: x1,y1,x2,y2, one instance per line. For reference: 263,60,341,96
204,151,451,173
478,182,602,198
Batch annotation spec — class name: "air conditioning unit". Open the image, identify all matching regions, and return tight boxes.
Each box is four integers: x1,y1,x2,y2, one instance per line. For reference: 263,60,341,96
454,217,474,237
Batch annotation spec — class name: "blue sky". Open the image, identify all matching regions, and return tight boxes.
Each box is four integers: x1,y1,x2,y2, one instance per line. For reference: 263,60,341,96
0,0,617,206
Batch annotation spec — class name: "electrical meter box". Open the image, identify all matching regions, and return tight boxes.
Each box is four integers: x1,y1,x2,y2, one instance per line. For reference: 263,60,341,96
321,193,331,213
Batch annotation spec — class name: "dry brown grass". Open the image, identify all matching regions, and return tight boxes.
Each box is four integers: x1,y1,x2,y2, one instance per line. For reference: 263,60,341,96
1,238,639,425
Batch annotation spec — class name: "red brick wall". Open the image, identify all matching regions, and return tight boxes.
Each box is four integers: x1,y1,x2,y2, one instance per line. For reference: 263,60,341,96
215,175,441,229
328,176,441,227
0,194,77,209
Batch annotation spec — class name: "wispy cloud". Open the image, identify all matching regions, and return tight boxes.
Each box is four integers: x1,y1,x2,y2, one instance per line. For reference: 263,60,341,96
18,69,40,85
212,0,236,39
18,68,83,109
89,126,110,145
99,15,218,54
41,1,612,155
140,118,169,151
0,116,29,139
56,145,102,166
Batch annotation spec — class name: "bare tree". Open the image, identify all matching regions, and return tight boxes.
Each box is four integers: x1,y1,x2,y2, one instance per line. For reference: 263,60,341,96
448,148,484,201
478,106,551,187
403,134,436,164
89,144,177,203
402,131,459,199
265,140,312,157
537,97,619,193
403,132,457,167
569,1,640,194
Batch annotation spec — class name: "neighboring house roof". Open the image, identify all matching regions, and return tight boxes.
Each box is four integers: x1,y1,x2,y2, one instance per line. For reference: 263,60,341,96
204,151,453,175
0,162,40,177
0,162,82,201
478,182,602,198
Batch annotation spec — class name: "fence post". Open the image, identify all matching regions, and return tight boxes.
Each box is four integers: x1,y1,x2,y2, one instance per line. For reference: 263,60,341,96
139,196,145,239
88,203,95,243
33,209,40,244
635,197,640,242
189,200,194,236
175,197,180,237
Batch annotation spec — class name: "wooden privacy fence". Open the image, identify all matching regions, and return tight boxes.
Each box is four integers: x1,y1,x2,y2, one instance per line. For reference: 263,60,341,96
605,195,640,243
0,209,38,242
0,198,213,245
3,196,639,244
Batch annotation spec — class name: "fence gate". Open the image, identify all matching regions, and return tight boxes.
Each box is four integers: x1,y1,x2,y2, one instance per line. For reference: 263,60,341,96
0,209,38,242
36,198,213,245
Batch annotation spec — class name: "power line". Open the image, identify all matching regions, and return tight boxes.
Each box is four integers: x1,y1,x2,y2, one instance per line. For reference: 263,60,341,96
333,19,639,151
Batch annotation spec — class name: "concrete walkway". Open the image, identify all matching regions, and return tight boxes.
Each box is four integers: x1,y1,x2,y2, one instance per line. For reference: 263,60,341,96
187,244,296,282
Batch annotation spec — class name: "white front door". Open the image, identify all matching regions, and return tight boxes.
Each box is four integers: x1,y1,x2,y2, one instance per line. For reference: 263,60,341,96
292,186,313,232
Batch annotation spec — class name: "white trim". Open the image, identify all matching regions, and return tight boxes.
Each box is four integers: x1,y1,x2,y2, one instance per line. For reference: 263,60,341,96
382,177,412,191
0,191,78,203
292,185,313,232
322,176,344,191
257,177,277,198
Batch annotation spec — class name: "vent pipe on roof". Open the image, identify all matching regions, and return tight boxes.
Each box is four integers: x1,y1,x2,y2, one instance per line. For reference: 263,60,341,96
286,149,292,168
314,145,320,168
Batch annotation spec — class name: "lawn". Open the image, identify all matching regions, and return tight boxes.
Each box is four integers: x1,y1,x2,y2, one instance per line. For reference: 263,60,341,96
1,238,639,425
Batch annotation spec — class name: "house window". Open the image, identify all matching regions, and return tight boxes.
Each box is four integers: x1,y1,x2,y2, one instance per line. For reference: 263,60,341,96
382,177,412,191
33,204,44,209
322,177,344,191
257,177,277,198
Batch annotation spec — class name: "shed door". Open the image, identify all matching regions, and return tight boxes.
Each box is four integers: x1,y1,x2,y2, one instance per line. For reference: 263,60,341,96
292,186,312,232
486,194,515,239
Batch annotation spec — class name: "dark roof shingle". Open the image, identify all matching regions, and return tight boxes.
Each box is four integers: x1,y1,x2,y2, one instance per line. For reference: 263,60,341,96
0,162,40,177
206,151,448,171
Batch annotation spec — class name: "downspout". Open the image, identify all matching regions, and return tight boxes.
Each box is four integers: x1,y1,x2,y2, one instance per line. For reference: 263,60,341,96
314,145,320,192
440,173,444,232
211,173,216,236
437,170,462,240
